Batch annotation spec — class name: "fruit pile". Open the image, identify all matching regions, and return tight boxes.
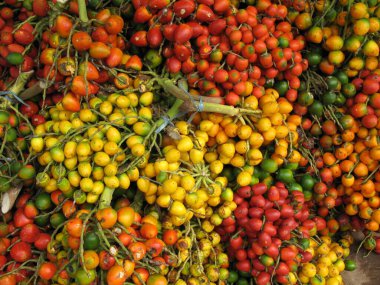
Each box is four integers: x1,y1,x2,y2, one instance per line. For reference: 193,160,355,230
0,0,379,284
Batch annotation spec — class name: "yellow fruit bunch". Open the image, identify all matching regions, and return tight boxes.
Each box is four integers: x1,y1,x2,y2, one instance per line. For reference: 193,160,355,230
297,235,354,285
30,90,157,205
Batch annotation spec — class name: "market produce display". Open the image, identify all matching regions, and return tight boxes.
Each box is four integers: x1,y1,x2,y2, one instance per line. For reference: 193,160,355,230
0,0,379,284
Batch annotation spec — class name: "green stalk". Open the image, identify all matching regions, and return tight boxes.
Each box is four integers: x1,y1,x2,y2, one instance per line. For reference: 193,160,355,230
157,78,223,104
156,77,261,117
78,0,89,23
99,186,115,209
8,71,33,96
156,98,184,128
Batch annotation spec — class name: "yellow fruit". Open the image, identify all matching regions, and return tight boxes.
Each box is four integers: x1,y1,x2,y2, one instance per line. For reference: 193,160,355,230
302,263,317,278
93,152,111,167
169,201,187,216
237,171,252,186
162,179,178,194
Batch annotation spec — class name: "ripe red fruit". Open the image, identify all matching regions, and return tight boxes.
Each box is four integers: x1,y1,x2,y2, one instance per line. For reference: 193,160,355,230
173,0,196,18
10,241,32,262
20,224,40,243
174,24,193,44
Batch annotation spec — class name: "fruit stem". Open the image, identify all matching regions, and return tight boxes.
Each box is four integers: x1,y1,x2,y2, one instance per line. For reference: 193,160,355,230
156,77,223,104
6,71,34,100
155,98,184,130
19,81,46,101
78,0,89,23
99,186,115,209
156,78,261,117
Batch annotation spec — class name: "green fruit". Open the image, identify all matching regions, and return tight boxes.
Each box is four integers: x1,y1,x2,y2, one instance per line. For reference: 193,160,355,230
35,193,52,211
334,70,349,84
0,177,11,193
345,260,357,271
307,52,322,66
342,83,356,98
50,212,66,228
288,182,303,192
83,232,100,250
298,91,314,106
0,111,10,124
75,268,96,285
308,100,324,117
260,159,278,174
300,174,315,191
274,81,289,96
276,168,294,184
144,49,163,69
335,93,346,107
322,91,337,105
227,271,239,283
278,36,289,48
18,165,36,179
35,214,50,227
5,128,17,142
6,52,24,65
284,163,299,170
326,76,340,90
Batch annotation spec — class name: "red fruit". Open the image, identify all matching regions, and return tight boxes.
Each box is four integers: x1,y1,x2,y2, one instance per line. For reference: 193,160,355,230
173,44,191,62
280,204,294,218
249,218,263,231
362,114,378,128
230,235,243,249
34,233,51,251
13,208,33,228
236,259,251,273
258,232,272,247
280,247,297,261
264,243,279,258
248,207,264,218
369,93,380,109
174,24,193,44
234,205,249,219
157,8,173,24
173,0,196,18
265,208,281,222
133,7,153,24
213,0,230,14
14,28,34,45
267,186,280,201
20,224,40,243
225,92,240,106
209,19,227,35
182,58,196,74
187,21,204,38
19,101,39,118
33,0,49,17
31,114,45,126
300,251,313,263
351,103,368,118
166,57,181,73
196,4,216,22
237,186,252,198
214,69,229,83
362,79,379,95
149,0,170,9
147,26,163,48
130,31,148,47
250,195,266,208
263,222,277,236
275,262,289,276
252,183,267,195
10,241,32,262
256,271,271,285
